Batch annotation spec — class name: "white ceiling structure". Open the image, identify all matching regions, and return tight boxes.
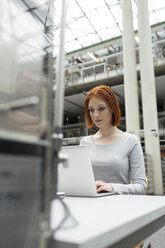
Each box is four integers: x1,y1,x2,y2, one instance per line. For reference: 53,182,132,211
5,0,165,59
54,0,165,54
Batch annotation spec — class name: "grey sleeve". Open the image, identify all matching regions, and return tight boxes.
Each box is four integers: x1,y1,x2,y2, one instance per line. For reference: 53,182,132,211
111,140,147,195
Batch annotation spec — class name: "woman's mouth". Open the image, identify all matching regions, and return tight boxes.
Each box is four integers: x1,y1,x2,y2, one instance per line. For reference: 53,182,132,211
94,119,102,123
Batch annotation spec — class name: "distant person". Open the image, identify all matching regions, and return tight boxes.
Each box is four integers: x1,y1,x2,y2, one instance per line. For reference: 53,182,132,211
80,85,146,194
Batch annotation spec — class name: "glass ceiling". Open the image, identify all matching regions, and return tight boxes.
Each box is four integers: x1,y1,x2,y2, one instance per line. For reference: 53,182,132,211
2,0,165,60
54,0,165,54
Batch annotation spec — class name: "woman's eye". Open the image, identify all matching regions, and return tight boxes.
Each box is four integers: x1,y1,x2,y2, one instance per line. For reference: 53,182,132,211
89,109,94,113
98,107,105,111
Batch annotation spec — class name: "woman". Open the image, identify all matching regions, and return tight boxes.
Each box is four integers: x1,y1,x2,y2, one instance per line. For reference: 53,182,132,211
80,85,146,194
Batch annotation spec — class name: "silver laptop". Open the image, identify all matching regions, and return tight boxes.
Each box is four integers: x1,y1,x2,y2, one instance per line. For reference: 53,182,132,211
58,145,115,197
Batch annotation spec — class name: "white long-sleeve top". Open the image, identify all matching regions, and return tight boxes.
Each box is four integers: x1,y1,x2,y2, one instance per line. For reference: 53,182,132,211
80,132,146,195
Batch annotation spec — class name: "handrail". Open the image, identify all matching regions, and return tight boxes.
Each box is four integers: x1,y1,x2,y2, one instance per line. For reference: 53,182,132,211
61,38,165,85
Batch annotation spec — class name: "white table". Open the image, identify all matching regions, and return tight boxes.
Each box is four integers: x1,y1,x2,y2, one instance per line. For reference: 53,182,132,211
50,195,165,248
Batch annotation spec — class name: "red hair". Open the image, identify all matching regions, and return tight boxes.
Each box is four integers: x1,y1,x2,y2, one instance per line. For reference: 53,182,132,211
84,85,121,128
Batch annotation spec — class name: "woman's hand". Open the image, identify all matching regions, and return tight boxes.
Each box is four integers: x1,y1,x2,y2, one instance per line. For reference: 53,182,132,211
95,181,113,192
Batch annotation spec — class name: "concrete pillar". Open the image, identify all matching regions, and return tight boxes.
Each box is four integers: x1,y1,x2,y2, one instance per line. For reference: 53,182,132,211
137,0,163,194
121,0,140,136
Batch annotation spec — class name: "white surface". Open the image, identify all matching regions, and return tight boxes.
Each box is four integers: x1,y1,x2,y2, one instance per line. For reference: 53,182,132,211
50,195,165,248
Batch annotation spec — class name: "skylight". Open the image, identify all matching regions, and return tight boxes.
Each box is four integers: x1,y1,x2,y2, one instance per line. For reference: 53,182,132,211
54,0,165,54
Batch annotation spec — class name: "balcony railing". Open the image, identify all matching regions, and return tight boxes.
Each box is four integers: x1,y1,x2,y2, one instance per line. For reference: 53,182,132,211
63,38,165,86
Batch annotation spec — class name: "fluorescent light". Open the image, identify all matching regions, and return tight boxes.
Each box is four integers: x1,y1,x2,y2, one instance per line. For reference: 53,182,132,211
87,52,100,63
135,35,140,43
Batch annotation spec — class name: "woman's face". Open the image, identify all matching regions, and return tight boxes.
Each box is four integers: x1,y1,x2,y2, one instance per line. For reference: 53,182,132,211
88,96,113,129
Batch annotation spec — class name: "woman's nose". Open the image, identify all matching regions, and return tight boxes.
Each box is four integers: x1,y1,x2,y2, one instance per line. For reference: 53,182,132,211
94,110,99,117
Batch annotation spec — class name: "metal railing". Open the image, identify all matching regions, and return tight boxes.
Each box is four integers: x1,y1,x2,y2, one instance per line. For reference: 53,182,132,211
62,114,165,140
143,153,165,195
144,153,154,195
62,38,165,86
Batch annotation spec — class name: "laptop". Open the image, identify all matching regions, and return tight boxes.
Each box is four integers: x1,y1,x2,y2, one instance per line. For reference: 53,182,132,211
58,145,115,197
